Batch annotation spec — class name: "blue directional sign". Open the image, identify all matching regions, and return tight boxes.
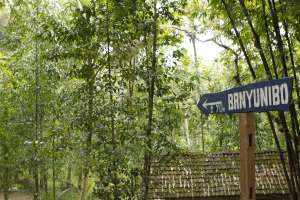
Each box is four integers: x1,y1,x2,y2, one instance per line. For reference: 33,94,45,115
197,77,293,114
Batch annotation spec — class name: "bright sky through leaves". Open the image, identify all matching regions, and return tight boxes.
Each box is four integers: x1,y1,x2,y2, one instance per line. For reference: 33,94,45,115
183,32,223,62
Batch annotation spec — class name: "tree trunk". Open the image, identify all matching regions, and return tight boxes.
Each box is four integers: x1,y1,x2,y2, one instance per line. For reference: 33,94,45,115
143,0,158,199
40,170,48,200
66,163,72,189
106,1,118,198
278,0,300,109
220,0,256,79
278,111,299,199
262,0,278,79
80,174,89,200
266,112,294,200
80,72,94,200
33,0,41,198
267,0,288,76
78,167,82,190
238,0,272,80
4,193,8,200
66,127,72,189
201,113,205,153
191,36,198,67
52,136,56,200
3,144,9,200
184,114,191,149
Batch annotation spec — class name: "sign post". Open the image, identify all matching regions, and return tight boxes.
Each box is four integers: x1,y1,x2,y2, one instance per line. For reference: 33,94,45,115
197,77,293,200
239,113,255,200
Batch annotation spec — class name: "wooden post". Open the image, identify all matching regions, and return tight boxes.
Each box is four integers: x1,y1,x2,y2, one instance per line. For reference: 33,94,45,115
239,113,256,200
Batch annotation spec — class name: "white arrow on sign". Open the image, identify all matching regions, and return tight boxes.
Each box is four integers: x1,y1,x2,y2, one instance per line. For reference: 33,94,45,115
202,99,223,110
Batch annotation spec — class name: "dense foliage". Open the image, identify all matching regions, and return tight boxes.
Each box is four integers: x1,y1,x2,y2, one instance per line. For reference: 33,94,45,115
0,0,299,199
